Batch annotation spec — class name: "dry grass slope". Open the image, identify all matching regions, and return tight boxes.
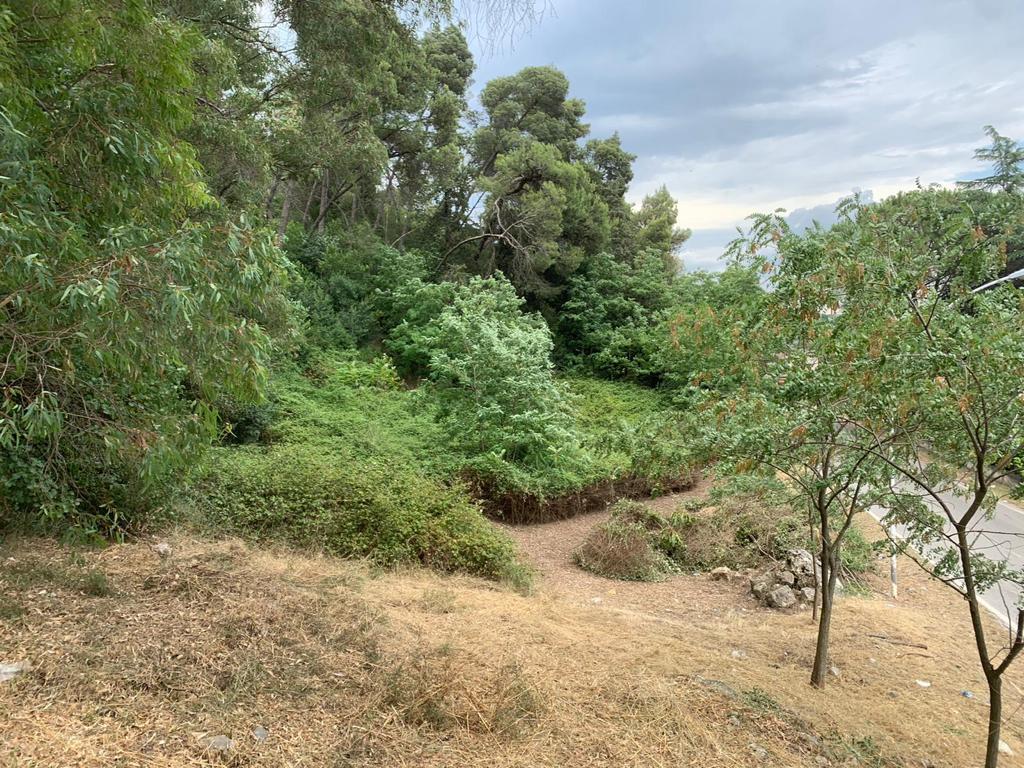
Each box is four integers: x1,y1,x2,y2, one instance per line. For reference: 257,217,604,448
0,533,909,768
1,522,1022,767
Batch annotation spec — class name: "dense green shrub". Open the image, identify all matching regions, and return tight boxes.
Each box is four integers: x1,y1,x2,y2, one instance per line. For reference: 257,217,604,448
557,250,674,382
423,275,589,492
195,443,525,583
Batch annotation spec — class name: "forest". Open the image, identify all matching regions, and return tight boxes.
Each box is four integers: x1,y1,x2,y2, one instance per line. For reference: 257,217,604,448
3,1,1024,767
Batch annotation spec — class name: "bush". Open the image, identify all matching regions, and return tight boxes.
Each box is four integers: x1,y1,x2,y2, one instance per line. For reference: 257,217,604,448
423,275,587,492
194,444,525,583
574,512,674,582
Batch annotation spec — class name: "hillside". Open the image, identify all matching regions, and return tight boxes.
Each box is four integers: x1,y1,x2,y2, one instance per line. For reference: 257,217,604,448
2,498,1020,767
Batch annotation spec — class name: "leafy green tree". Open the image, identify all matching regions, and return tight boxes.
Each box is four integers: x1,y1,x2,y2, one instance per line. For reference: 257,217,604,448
422,276,583,490
730,192,1024,764
817,194,1024,768
635,186,691,269
0,0,290,530
722,215,895,689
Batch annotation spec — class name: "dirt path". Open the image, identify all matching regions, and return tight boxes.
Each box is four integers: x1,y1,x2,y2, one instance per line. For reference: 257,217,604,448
498,483,761,623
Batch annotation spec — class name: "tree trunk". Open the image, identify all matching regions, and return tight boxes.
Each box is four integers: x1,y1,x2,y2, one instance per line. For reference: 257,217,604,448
276,181,292,244
317,168,329,235
302,178,317,227
811,536,839,688
985,674,1003,768
264,176,281,220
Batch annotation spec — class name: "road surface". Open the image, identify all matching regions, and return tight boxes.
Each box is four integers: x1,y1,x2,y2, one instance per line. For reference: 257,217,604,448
869,491,1024,628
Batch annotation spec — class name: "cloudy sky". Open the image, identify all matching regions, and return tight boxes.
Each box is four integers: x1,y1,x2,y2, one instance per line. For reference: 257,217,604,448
467,0,1024,270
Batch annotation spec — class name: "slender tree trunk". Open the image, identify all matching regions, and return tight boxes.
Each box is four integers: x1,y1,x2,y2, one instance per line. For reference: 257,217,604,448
302,178,317,227
985,674,1003,768
264,176,281,220
276,181,292,244
810,551,835,687
317,168,329,235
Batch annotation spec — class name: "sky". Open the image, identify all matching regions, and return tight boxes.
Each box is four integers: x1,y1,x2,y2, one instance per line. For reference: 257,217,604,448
465,0,1024,271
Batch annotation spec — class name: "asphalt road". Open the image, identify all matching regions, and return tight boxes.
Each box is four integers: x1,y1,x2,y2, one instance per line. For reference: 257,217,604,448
869,492,1024,628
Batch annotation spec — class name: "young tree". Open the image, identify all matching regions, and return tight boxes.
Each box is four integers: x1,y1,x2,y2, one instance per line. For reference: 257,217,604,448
733,192,1024,763
827,195,1024,768
720,215,896,688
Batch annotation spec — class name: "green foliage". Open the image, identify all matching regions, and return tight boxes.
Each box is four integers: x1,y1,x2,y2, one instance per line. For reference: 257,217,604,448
196,443,522,582
0,0,290,532
957,125,1024,194
558,250,675,382
422,276,588,492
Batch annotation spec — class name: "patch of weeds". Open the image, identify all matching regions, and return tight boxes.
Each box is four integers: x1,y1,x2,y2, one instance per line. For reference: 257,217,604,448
489,662,541,736
499,561,534,596
574,515,675,582
825,733,899,767
0,595,25,621
81,569,113,596
742,687,784,716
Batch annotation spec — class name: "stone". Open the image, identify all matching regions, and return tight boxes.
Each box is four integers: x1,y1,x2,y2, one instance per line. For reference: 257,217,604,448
153,542,172,558
749,743,769,761
999,740,1014,757
730,649,747,660
800,587,817,603
751,579,771,600
728,714,742,727
199,735,235,752
0,662,29,683
778,570,796,586
787,548,815,577
766,586,797,610
915,680,931,688
252,726,268,743
961,690,974,699
710,566,732,581
829,665,840,678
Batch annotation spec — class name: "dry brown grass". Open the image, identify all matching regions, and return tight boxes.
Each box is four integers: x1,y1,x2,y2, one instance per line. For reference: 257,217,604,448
1,523,1022,767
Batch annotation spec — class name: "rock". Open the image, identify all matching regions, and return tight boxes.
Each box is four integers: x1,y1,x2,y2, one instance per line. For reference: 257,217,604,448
590,596,603,604
750,579,771,600
915,680,931,688
199,735,235,752
829,665,841,678
766,586,797,610
252,725,268,743
710,566,732,581
730,649,747,660
787,548,815,577
961,690,974,699
777,570,796,586
800,587,817,603
749,743,769,761
999,740,1014,757
693,675,738,699
728,714,742,727
0,662,30,683
153,542,172,558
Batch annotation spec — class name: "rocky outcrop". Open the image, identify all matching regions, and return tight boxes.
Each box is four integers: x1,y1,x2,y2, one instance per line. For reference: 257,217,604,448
750,549,838,611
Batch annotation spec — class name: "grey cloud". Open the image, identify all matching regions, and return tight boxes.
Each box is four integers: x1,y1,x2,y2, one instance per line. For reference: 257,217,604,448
471,0,1024,270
